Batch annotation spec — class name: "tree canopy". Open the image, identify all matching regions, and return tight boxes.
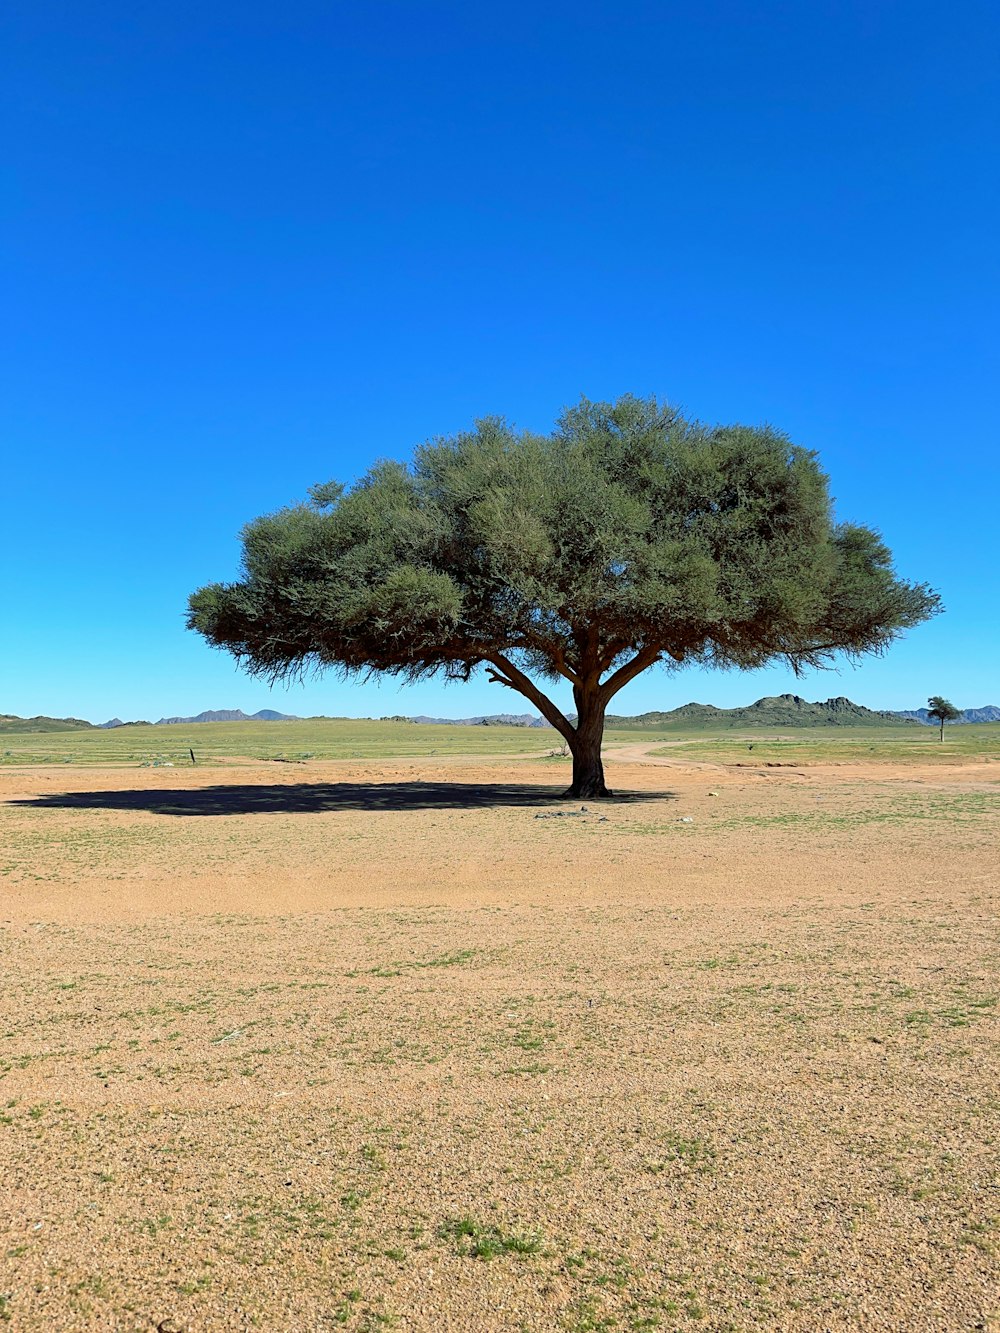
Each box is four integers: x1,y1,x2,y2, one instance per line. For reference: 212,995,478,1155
188,395,940,796
926,695,961,740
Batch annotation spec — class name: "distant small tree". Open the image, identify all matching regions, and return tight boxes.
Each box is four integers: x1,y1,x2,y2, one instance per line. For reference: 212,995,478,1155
188,396,941,798
926,695,961,742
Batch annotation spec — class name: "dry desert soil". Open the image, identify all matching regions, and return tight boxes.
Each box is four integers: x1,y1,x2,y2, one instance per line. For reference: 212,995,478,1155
1,744,998,1331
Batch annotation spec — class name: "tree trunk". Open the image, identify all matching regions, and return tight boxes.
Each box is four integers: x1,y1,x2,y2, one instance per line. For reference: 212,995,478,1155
940,720,944,742
565,692,610,798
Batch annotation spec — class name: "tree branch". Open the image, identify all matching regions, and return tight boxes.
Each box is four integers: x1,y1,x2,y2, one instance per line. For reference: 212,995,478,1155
508,631,581,686
599,646,663,702
484,653,576,741
597,639,627,673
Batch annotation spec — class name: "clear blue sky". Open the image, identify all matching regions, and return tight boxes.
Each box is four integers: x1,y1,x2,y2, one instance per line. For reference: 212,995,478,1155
3,1,997,723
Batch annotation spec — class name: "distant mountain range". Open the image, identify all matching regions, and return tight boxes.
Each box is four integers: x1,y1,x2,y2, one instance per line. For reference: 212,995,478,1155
408,713,547,727
2,696,998,735
893,705,1000,725
146,709,298,726
0,709,299,733
606,694,911,728
408,697,1000,728
606,695,1000,728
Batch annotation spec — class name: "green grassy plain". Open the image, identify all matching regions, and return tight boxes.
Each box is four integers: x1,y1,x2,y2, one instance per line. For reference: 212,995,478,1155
1,716,998,768
648,723,1000,766
0,718,560,766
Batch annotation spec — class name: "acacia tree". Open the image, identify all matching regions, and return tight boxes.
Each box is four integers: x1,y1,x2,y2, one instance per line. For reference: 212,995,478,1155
188,396,940,797
926,695,960,741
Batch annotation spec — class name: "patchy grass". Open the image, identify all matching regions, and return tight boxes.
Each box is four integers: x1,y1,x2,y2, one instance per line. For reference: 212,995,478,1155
0,718,559,766
1,748,998,1330
439,1217,543,1259
2,717,997,769
647,724,1000,766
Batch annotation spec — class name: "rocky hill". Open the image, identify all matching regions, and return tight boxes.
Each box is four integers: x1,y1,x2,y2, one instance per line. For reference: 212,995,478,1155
0,713,95,734
606,694,916,728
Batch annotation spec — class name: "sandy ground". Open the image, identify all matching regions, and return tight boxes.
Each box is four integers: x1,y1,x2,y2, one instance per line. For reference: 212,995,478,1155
1,749,998,1331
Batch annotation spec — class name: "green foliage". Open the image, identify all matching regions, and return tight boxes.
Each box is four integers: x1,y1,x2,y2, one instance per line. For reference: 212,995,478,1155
438,1217,542,1259
927,695,961,741
927,696,961,725
188,395,939,759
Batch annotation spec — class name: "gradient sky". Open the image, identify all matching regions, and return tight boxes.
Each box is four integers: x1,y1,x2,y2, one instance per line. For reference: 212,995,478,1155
4,1,997,724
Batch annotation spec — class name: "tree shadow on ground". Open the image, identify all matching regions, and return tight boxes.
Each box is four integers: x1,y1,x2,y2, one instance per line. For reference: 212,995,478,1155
10,781,674,817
